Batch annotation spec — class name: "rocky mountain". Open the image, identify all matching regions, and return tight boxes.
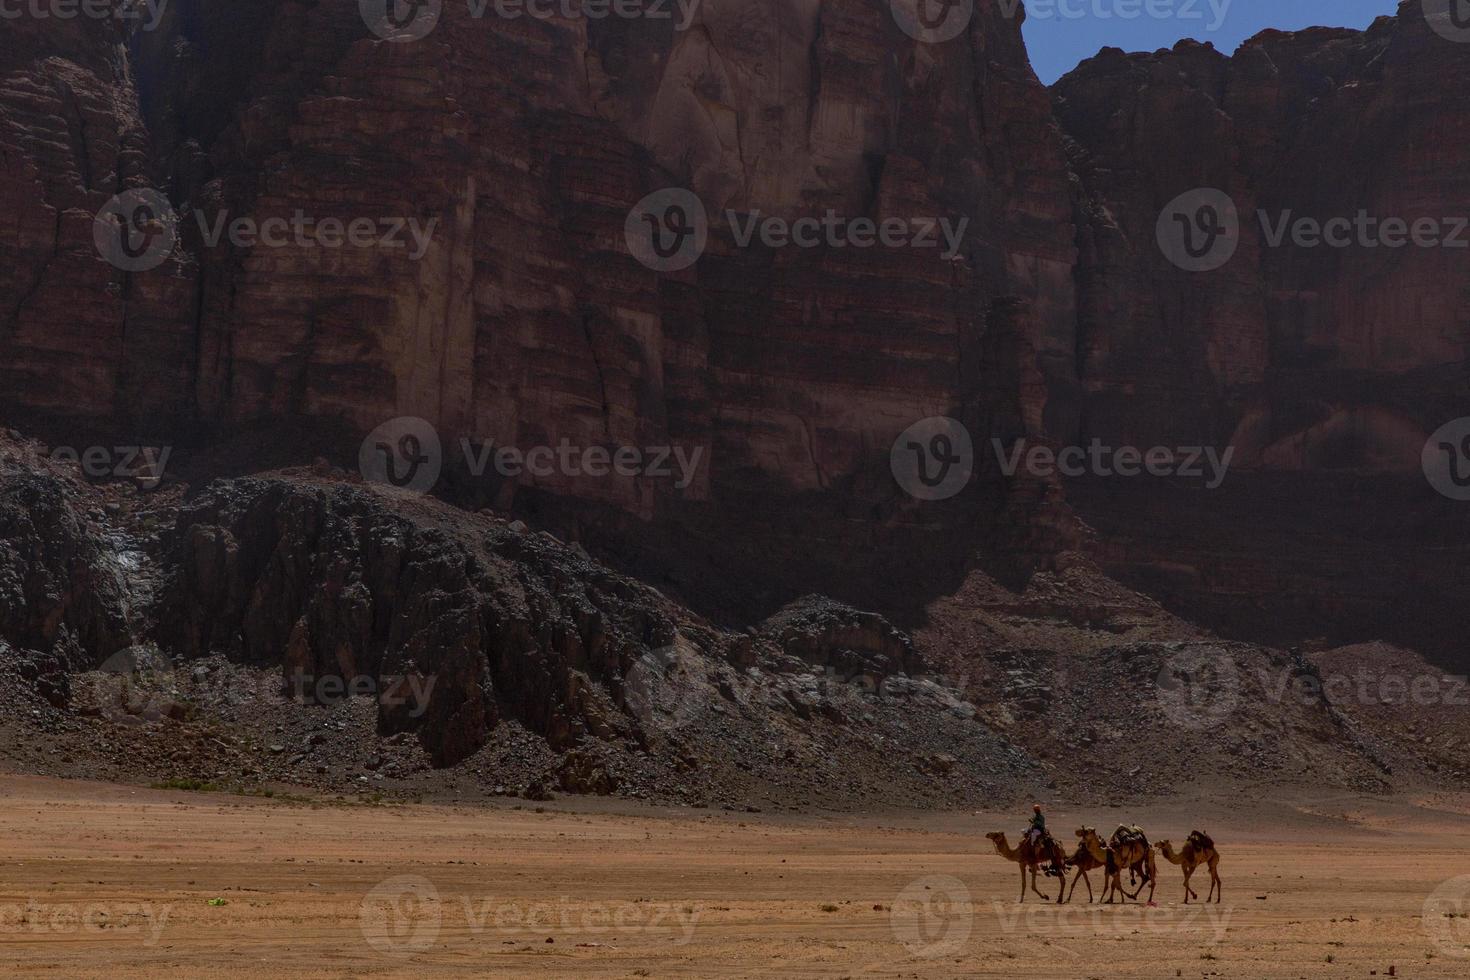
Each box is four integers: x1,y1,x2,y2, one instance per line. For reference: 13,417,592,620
1,1,1467,801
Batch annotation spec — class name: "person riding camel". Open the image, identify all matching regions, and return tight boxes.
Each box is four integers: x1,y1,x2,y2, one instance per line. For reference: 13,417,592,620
1025,804,1046,847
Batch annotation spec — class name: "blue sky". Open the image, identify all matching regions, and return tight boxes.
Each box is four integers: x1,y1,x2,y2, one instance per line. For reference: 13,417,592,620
1020,0,1402,83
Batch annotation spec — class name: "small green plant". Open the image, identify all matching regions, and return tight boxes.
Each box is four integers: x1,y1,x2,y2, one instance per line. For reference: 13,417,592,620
152,778,220,792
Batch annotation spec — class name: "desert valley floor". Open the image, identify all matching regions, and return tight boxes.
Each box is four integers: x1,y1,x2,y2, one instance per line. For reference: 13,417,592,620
0,775,1468,978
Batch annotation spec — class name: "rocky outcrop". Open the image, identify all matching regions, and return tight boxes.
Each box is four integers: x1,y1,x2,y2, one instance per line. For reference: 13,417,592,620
0,473,132,671
160,477,683,764
757,594,920,679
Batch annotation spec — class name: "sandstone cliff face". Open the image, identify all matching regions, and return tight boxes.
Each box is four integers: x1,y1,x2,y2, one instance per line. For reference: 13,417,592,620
5,0,1074,512
2,4,1467,662
2,0,1083,624
1047,5,1470,662
1054,6,1470,461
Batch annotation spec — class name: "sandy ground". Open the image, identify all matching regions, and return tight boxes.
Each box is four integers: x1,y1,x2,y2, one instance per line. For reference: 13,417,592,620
2,776,1470,978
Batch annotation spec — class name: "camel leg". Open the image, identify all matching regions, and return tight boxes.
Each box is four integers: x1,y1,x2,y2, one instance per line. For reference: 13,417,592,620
1125,872,1146,901
1068,869,1092,904
1029,866,1050,902
1018,865,1026,903
1182,867,1195,903
1208,862,1221,904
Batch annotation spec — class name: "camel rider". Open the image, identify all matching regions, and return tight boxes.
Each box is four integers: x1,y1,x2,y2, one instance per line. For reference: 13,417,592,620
1025,804,1046,846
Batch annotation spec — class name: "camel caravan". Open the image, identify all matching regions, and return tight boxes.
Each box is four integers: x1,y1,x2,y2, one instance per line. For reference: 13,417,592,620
986,807,1221,905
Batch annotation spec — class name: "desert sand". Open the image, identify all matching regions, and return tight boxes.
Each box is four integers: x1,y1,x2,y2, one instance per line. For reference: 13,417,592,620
1,775,1468,978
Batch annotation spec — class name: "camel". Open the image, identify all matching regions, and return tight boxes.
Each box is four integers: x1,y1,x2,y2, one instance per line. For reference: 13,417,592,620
1076,826,1157,904
1156,831,1222,904
1062,839,1107,903
986,831,1067,904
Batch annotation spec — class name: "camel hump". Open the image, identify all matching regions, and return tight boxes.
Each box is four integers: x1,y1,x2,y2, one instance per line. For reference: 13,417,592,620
1188,830,1215,850
1112,824,1148,847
